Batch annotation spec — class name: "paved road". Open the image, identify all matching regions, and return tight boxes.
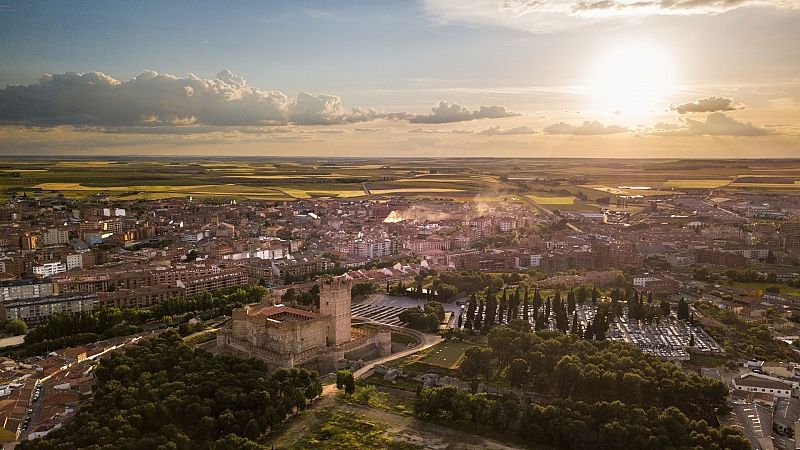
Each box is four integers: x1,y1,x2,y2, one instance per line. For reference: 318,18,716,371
352,321,442,379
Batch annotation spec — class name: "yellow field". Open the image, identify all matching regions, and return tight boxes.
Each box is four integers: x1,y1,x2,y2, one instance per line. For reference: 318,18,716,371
306,190,366,198
371,188,465,194
662,179,733,189
33,183,292,199
526,194,576,205
581,184,675,196
279,188,311,199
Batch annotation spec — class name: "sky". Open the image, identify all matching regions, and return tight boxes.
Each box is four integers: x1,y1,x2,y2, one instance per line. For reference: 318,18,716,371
0,0,798,158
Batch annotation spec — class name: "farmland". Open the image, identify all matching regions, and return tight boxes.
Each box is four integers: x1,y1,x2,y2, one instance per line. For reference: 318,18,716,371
1,157,799,207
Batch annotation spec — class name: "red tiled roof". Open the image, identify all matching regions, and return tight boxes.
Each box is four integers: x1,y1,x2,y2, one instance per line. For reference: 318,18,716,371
249,305,320,320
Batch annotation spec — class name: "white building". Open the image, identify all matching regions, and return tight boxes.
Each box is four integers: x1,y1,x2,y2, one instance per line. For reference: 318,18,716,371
732,373,793,398
182,231,205,243
633,276,660,287
33,262,67,278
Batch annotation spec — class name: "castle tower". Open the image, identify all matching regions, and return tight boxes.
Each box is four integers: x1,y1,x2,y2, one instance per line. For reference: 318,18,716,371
319,277,352,346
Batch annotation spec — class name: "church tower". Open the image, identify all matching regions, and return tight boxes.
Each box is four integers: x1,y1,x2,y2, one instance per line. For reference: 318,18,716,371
319,277,352,346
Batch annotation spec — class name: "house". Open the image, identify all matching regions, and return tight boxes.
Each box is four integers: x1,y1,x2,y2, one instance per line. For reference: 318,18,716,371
733,373,793,398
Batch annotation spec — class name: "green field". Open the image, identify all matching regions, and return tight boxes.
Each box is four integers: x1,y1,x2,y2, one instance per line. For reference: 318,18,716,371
417,341,472,369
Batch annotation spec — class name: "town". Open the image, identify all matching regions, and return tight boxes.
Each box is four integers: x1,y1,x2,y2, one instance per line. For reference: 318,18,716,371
0,158,799,449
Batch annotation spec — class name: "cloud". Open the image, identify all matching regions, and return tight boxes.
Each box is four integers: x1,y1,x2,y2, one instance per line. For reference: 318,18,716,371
480,125,538,135
0,69,430,128
0,70,522,131
423,0,798,33
654,112,770,136
671,96,742,114
409,101,519,124
543,120,629,135
653,122,683,130
571,0,778,14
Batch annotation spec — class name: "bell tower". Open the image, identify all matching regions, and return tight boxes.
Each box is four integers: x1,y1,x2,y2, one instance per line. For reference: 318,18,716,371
319,277,352,346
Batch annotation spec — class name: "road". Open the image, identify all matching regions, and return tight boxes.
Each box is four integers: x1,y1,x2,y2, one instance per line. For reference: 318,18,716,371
352,320,442,379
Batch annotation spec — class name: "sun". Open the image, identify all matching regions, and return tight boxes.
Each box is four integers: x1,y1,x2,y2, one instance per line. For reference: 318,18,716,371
587,43,675,120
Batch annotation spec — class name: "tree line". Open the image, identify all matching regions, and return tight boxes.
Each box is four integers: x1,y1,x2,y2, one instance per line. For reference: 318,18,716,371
414,388,748,450
21,285,269,356
461,327,729,424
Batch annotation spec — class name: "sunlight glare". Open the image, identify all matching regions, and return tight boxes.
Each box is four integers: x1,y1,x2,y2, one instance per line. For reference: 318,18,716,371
587,43,675,120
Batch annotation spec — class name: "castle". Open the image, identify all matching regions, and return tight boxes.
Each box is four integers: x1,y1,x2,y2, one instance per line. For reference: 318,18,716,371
216,277,391,371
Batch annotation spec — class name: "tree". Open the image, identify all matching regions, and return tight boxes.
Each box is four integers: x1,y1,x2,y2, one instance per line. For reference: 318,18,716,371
3,319,27,336
660,300,671,317
522,289,530,322
336,369,355,396
465,293,477,330
507,358,529,387
474,301,484,330
591,286,598,305
677,297,690,321
244,418,260,440
459,347,494,380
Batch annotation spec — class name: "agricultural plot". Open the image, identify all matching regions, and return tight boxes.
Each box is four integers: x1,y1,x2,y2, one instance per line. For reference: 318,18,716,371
580,184,676,197
662,179,733,189
5,157,800,201
526,194,576,205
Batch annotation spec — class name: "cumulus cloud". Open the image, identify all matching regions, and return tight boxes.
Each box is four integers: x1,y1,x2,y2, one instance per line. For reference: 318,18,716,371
654,112,770,136
423,0,797,33
0,70,520,130
543,120,629,135
409,101,519,124
480,125,538,135
671,96,742,114
3,69,518,129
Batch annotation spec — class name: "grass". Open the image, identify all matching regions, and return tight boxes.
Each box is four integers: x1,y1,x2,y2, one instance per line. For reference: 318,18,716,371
346,385,415,416
289,407,394,450
364,374,422,392
391,332,419,346
417,340,472,369
183,330,217,346
662,179,733,189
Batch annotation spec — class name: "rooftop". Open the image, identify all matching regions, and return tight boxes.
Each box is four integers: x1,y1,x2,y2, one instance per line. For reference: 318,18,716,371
249,304,320,322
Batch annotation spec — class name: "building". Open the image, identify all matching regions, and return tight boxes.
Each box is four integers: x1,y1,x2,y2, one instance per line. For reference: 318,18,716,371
41,229,69,246
97,285,183,309
0,293,99,325
632,276,680,294
217,277,390,371
65,254,84,271
0,279,54,302
33,262,67,278
733,373,793,398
